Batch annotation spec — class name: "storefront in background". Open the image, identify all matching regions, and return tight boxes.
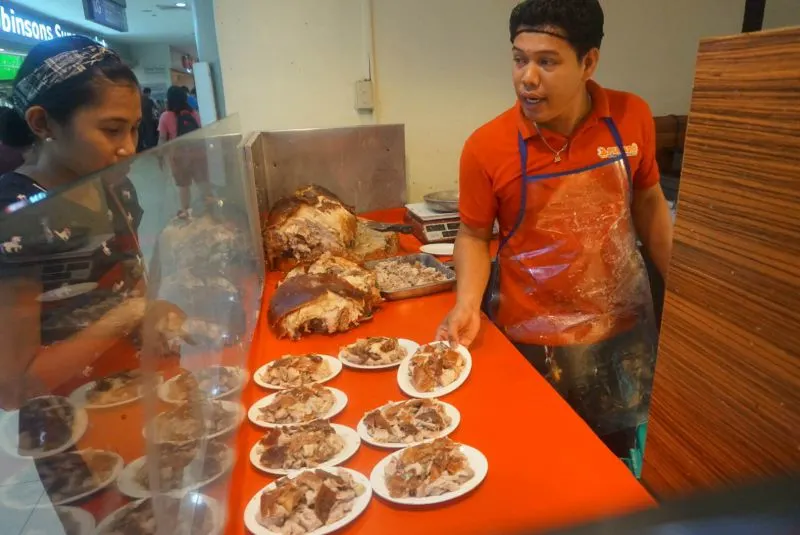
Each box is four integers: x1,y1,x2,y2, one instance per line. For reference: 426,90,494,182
0,1,115,102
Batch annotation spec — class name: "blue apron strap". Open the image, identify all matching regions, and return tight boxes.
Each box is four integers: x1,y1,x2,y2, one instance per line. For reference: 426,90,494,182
497,132,530,255
602,117,632,192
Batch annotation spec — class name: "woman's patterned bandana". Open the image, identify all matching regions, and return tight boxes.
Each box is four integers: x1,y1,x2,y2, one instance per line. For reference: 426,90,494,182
11,45,122,114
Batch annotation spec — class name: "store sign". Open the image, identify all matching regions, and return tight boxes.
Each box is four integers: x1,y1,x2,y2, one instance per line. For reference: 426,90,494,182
83,0,128,33
0,2,109,47
0,51,22,81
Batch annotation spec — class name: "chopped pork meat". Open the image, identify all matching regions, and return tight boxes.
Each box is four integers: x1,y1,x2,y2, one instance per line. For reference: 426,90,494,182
258,469,364,534
340,337,407,366
153,401,238,443
408,344,466,392
371,259,450,293
384,438,474,498
134,440,228,493
363,399,452,444
260,355,332,389
257,421,345,471
96,496,216,535
258,385,336,425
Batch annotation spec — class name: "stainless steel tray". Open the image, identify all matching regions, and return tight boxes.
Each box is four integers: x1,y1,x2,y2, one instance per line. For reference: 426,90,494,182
365,253,456,301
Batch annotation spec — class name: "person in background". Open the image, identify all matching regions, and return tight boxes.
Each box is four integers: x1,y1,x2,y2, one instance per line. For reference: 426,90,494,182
188,86,199,112
0,108,31,174
437,0,673,461
158,85,210,219
137,86,158,152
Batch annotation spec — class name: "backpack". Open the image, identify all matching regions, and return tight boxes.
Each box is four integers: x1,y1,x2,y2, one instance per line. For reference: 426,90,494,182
176,110,199,137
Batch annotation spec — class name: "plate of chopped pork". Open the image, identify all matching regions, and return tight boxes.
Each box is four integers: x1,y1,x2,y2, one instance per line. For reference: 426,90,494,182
249,421,360,476
244,467,371,535
254,355,341,390
0,396,88,459
0,449,123,507
397,342,472,398
158,366,247,404
357,399,460,448
117,440,234,499
370,437,487,505
69,370,162,409
248,385,348,429
338,337,419,370
147,400,244,443
95,493,222,535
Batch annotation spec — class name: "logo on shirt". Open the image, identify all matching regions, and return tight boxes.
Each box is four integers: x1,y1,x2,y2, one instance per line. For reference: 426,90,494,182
597,143,639,160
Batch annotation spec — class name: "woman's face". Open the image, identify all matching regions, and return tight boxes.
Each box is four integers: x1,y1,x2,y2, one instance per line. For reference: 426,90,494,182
48,81,142,178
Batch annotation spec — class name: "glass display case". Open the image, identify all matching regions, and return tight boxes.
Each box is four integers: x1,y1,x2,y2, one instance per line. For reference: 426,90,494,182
0,116,263,535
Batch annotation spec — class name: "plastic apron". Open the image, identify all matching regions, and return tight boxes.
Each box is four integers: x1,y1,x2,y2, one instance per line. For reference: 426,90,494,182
485,118,658,436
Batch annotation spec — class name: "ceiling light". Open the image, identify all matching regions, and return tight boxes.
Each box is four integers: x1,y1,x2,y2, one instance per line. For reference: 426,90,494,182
176,2,187,6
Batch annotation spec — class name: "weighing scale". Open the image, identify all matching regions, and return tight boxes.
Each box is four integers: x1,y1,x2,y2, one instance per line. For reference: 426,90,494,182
404,202,461,244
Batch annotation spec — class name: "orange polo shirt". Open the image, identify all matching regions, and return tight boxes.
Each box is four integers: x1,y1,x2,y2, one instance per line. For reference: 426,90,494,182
460,80,660,346
459,80,660,233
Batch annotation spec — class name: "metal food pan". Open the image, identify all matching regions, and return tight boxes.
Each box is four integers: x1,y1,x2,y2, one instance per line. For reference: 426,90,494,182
365,253,456,301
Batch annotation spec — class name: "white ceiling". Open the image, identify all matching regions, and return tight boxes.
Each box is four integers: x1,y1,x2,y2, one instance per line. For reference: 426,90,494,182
13,0,197,48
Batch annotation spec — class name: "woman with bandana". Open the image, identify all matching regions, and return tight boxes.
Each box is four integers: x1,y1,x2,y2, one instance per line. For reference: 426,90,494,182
0,37,163,409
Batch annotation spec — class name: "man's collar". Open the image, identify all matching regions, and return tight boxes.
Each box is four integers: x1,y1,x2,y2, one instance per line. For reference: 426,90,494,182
516,80,610,140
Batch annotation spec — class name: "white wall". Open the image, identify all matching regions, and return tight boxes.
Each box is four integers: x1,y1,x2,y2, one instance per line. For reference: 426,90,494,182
129,43,172,100
215,0,745,200
763,0,800,29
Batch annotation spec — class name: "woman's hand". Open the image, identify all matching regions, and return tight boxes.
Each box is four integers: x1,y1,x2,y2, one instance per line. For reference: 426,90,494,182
436,304,482,348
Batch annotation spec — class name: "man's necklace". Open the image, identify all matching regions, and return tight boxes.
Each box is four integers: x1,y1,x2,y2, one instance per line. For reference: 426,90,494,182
533,95,593,164
533,122,569,163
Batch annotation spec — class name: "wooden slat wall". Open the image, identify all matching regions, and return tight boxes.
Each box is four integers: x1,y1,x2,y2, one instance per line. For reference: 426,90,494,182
641,27,800,496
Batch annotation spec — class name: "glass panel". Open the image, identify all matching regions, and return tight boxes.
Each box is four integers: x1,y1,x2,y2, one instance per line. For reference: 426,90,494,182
0,114,263,534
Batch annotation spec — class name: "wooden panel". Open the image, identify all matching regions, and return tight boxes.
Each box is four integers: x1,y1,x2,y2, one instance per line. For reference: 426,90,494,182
642,27,800,496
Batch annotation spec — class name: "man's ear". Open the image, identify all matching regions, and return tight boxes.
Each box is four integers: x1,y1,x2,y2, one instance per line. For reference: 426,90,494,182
24,106,52,141
581,48,600,80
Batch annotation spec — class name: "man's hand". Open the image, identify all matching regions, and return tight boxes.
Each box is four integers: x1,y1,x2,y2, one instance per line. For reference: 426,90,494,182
436,304,481,348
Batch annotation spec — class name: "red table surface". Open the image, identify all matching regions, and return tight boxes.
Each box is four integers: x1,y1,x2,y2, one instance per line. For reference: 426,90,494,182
224,215,655,534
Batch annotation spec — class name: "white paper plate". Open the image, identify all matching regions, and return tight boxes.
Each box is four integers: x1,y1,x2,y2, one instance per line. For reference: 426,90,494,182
0,397,89,459
24,505,96,534
397,342,472,399
370,443,488,505
0,450,124,508
158,366,247,405
37,283,98,302
247,388,348,429
338,339,420,371
357,400,461,449
94,493,224,535
244,467,372,535
117,447,235,499
144,400,245,443
253,355,342,390
249,424,361,476
419,243,455,256
69,374,163,410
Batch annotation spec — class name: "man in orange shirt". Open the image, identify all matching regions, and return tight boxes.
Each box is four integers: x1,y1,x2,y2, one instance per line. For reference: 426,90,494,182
437,0,673,457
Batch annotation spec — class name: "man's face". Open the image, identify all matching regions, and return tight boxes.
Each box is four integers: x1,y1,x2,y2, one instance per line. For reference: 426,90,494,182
512,29,598,124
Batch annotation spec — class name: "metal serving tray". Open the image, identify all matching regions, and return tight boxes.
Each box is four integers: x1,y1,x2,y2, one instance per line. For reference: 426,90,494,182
366,253,456,301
